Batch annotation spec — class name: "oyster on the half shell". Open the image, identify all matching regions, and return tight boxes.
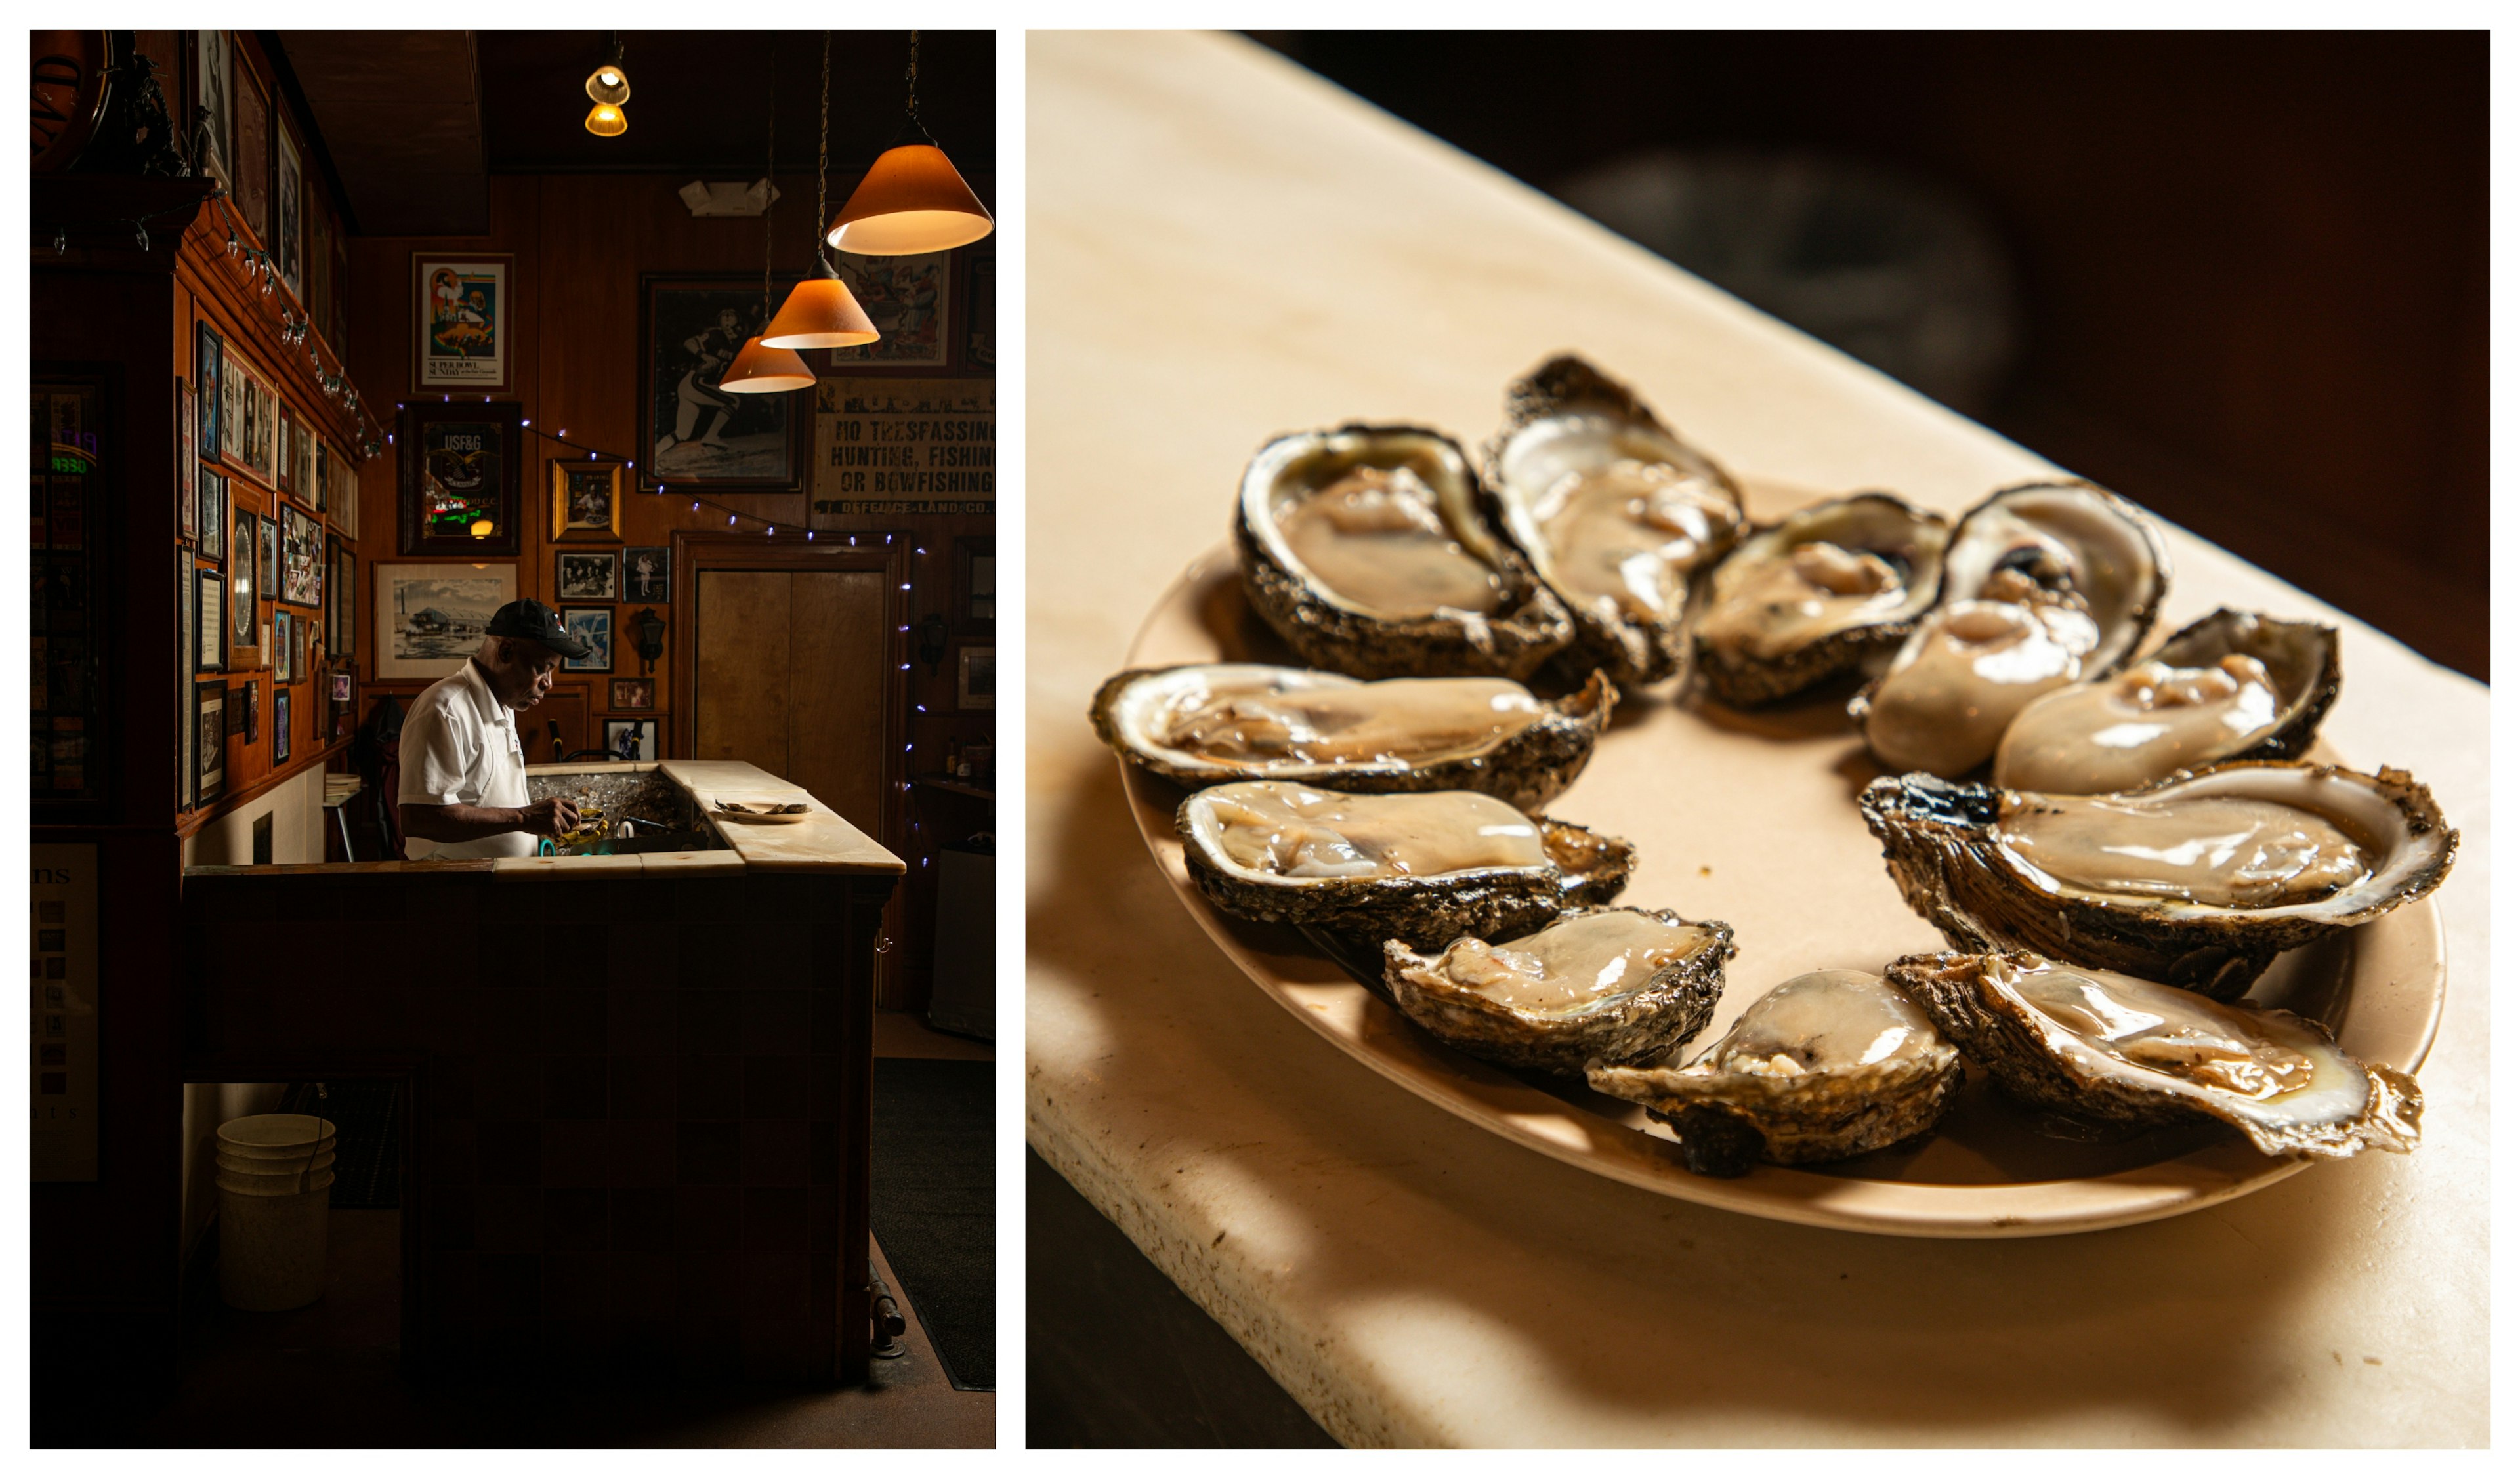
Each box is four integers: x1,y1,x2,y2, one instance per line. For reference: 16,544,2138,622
1587,969,1964,1177
1382,906,1736,1076
1092,663,1616,813
1236,424,1574,680
1483,356,1746,686
1860,761,2456,999
1887,951,2420,1158
1690,491,1953,707
1993,607,2340,795
1177,780,1632,951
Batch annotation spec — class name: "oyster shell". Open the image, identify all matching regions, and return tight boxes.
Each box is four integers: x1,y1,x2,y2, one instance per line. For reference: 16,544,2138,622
1483,356,1746,686
1994,608,2340,794
1886,951,2420,1158
1854,480,2171,776
1177,781,1633,951
1382,907,1735,1075
1691,491,1953,707
1587,969,1963,1177
1236,424,1574,680
1092,663,1615,813
1860,761,2456,999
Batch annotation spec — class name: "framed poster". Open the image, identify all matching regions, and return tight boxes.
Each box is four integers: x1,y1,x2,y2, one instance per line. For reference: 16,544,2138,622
610,678,654,712
192,31,233,194
638,272,808,492
220,352,245,472
622,545,671,604
335,453,359,539
178,378,198,543
964,244,994,370
825,251,953,369
232,58,268,242
398,400,522,555
808,377,994,522
555,550,618,602
194,320,222,462
274,687,291,764
375,562,514,680
196,568,226,672
228,503,259,668
413,255,512,391
194,682,227,803
293,421,313,506
200,468,227,562
603,718,658,762
280,503,322,606
956,644,994,711
274,610,293,682
275,123,303,302
560,608,614,673
257,512,279,598
276,401,295,494
551,459,623,541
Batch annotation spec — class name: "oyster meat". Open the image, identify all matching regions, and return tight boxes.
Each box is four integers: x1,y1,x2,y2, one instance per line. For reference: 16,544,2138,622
1887,951,2420,1158
1383,907,1736,1075
1994,608,2340,794
1177,780,1633,951
1237,424,1573,680
1092,663,1615,812
1588,969,1963,1177
1692,491,1952,707
1855,480,2170,776
1861,761,2456,999
1484,356,1745,686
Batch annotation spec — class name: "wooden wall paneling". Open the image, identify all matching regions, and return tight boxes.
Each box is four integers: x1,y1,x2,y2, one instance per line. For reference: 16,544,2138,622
694,569,794,766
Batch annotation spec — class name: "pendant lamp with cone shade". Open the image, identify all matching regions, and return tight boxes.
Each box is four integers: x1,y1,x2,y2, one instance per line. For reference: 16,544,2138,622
761,33,881,352
721,43,816,394
826,31,994,255
583,33,631,136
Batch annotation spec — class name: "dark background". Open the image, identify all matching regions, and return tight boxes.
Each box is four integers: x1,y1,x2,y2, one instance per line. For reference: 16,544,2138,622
1253,31,2487,680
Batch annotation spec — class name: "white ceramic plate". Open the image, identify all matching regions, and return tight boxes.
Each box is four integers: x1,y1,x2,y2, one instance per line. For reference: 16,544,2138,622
1117,510,2446,1239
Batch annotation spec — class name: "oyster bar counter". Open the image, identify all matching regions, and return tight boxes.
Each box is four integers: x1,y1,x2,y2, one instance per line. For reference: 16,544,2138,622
182,759,903,1383
1026,33,2489,1447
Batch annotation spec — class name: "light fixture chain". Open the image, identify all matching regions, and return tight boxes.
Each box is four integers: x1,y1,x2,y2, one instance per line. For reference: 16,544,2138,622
906,30,918,118
762,35,777,313
816,30,831,272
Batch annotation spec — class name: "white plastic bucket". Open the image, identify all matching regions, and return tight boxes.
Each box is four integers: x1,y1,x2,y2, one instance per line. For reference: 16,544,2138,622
214,1114,337,1312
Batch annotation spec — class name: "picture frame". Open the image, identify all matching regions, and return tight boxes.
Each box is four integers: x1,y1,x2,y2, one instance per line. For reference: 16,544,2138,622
331,672,352,703
603,718,658,762
293,421,314,507
274,687,291,764
555,549,620,602
192,31,232,198
955,535,996,630
178,551,195,810
233,59,269,246
622,545,671,604
199,468,227,564
194,681,226,804
274,122,303,302
375,562,514,681
956,644,996,711
964,243,994,370
228,503,259,669
638,272,810,492
275,401,295,494
178,377,198,543
397,399,523,556
550,459,625,541
335,453,359,539
824,251,954,371
274,610,293,682
195,568,225,673
220,352,245,475
242,679,260,745
414,254,513,392
312,438,327,515
609,678,654,713
560,607,614,673
257,513,280,600
280,503,322,606
194,320,223,463
327,537,354,659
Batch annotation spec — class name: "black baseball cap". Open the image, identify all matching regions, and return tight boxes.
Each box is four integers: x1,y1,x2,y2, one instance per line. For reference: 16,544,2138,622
486,598,593,659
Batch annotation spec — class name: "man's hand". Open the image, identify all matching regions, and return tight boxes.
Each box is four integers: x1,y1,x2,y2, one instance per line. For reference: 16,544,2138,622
518,796,582,837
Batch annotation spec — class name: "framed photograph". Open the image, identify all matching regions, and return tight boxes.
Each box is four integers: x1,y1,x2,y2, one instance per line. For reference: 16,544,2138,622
964,244,994,370
327,537,354,657
192,31,232,196
398,399,522,556
274,687,291,764
331,672,352,703
603,718,658,762
195,568,225,673
293,421,314,507
622,545,671,604
280,504,322,606
275,123,303,302
312,439,327,514
956,644,996,711
274,611,293,682
178,379,198,543
233,60,268,245
275,402,295,494
257,513,279,598
610,678,654,712
639,272,809,492
825,251,954,369
194,320,222,462
550,459,623,541
220,353,245,474
335,453,359,539
560,607,614,673
414,255,513,391
200,468,227,563
194,681,227,804
555,550,619,602
375,562,515,681
228,504,259,667
955,535,996,629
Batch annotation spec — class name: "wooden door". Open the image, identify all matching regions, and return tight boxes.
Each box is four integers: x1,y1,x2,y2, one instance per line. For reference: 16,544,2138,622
693,568,889,838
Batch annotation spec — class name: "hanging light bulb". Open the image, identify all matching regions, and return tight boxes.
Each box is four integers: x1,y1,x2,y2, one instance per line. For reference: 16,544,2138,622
585,102,627,137
826,31,992,255
585,33,631,106
761,33,880,351
724,46,820,394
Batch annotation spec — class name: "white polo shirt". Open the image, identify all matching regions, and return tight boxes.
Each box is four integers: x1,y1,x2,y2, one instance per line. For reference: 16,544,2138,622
398,657,536,859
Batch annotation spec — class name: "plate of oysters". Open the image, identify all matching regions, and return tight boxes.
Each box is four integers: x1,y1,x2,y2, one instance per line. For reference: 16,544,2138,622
1094,354,2457,1238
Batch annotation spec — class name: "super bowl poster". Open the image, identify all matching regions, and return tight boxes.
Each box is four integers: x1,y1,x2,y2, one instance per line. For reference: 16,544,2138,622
414,255,512,391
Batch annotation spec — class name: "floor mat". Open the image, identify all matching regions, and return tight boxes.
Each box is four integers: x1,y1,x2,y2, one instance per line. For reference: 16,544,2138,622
278,1080,402,1209
870,1058,994,1391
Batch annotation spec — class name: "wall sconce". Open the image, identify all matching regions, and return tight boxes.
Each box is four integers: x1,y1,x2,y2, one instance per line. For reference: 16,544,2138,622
917,613,950,676
631,607,667,675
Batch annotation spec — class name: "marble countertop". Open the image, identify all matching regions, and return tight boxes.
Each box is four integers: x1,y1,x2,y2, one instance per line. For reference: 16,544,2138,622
1024,31,2489,1448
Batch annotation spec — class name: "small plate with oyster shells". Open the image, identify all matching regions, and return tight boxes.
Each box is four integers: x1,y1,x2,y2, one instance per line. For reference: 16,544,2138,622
1097,354,2454,1238
708,797,814,824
